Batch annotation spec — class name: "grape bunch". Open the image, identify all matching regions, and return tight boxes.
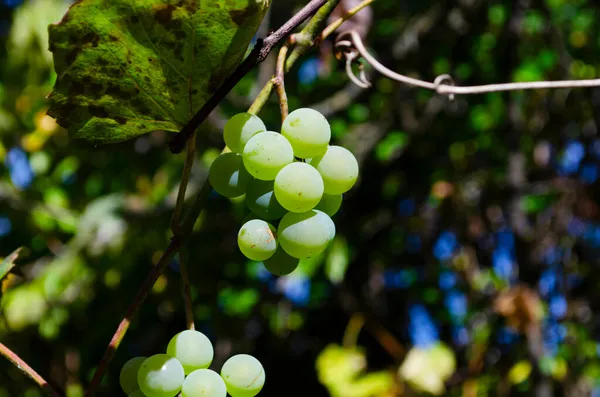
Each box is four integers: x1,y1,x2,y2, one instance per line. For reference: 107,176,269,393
120,330,265,397
209,108,359,275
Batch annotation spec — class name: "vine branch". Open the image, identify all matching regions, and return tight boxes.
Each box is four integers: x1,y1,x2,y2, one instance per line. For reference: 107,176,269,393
337,30,600,96
169,0,332,153
0,342,61,397
85,237,184,396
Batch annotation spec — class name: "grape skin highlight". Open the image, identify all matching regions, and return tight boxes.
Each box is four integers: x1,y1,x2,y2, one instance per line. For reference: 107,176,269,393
277,210,335,259
137,354,185,397
238,219,278,261
308,145,359,195
166,330,214,375
220,354,265,397
242,131,294,180
281,108,331,158
208,153,251,198
245,179,287,220
120,356,147,395
181,369,227,397
224,113,266,153
274,162,324,213
263,249,299,276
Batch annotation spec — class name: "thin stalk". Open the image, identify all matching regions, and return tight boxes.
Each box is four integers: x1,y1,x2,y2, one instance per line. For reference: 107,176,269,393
0,342,61,397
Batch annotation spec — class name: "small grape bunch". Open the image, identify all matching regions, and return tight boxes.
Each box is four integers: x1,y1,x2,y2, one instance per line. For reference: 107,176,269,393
209,108,359,276
120,329,265,397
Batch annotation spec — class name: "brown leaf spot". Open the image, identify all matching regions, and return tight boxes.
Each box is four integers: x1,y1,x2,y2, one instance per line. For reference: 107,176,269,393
114,116,127,125
229,8,253,26
153,4,176,25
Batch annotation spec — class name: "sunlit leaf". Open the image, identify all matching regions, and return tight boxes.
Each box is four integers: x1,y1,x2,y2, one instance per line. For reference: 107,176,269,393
47,0,270,143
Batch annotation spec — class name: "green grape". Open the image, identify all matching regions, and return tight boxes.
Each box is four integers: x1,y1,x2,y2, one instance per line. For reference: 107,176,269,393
167,330,214,375
238,219,278,261
274,162,324,213
120,357,147,395
281,108,331,158
277,210,335,259
181,369,226,397
315,194,343,216
224,113,267,153
128,390,146,397
137,354,184,397
220,354,265,397
245,179,287,220
242,131,294,180
208,153,251,198
263,249,299,276
308,145,359,194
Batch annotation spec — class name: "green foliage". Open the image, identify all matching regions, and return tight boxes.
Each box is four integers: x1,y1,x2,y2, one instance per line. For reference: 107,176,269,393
47,0,270,144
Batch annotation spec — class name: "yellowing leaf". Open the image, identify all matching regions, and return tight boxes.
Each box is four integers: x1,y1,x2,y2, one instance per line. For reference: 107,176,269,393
47,0,271,144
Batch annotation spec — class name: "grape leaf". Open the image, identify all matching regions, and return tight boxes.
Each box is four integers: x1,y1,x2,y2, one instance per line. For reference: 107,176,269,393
47,0,270,144
0,247,23,283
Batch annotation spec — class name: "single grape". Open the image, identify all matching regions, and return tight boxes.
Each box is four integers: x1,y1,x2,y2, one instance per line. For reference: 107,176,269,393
274,162,324,213
281,108,331,158
166,330,214,375
263,249,299,276
246,179,287,220
242,131,294,180
224,113,267,153
308,146,359,194
208,153,251,198
238,219,278,261
315,194,343,216
181,369,227,397
220,354,265,397
128,390,146,397
137,354,185,397
277,210,335,259
120,357,147,395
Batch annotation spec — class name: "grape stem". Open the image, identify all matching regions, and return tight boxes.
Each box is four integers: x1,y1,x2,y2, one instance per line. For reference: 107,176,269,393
170,131,197,235
273,43,290,122
0,342,62,397
169,0,336,153
247,0,343,115
179,247,196,330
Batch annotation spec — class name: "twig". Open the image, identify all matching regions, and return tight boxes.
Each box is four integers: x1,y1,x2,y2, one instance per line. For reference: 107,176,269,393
274,44,290,122
0,342,61,397
85,238,184,396
170,131,196,235
179,248,195,330
285,0,342,71
337,30,600,95
247,0,343,116
169,0,332,153
320,0,376,40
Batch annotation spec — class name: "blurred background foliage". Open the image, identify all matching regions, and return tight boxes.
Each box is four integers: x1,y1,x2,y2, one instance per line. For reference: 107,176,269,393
2,0,600,395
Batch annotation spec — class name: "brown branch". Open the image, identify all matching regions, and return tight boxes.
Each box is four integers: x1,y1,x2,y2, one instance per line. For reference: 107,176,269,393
85,237,184,396
0,342,61,397
169,0,332,153
274,44,290,122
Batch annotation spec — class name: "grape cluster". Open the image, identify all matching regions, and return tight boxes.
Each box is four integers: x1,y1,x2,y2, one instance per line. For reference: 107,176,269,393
120,330,265,397
209,108,359,275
